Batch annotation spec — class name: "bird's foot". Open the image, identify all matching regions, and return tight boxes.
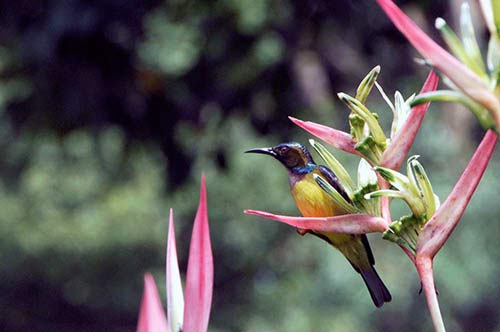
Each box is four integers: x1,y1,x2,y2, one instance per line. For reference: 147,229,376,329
296,228,310,236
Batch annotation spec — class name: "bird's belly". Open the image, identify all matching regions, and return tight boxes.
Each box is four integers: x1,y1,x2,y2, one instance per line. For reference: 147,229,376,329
291,178,338,217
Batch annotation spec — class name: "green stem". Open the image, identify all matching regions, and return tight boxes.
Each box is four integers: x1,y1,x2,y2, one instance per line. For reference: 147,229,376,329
416,256,446,332
411,90,496,131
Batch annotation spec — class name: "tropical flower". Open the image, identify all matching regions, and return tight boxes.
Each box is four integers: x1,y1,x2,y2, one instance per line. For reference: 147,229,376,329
365,131,495,332
137,174,213,332
290,67,438,169
376,0,500,132
245,65,440,249
374,3,500,329
245,53,497,332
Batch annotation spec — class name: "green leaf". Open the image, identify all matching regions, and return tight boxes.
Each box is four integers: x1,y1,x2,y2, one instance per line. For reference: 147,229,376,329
374,165,425,216
435,17,488,79
309,139,355,195
355,65,380,104
373,166,410,192
493,0,500,39
352,183,380,216
339,92,387,145
349,114,366,142
364,189,407,200
313,174,359,214
408,157,437,216
460,3,486,74
354,136,383,165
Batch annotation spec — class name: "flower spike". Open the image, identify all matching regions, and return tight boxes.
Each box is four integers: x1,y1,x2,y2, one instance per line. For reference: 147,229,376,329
417,130,498,258
183,174,213,332
244,209,388,234
137,274,169,332
376,0,500,129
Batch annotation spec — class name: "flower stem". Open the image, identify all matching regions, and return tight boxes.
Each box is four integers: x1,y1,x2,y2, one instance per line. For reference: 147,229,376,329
416,256,446,332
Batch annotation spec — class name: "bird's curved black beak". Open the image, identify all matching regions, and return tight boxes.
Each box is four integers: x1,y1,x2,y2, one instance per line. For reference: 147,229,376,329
244,147,276,157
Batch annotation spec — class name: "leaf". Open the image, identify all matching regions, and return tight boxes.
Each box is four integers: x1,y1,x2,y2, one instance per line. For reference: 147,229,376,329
288,116,360,155
313,174,359,214
356,65,381,104
309,139,355,195
244,209,388,234
337,93,387,145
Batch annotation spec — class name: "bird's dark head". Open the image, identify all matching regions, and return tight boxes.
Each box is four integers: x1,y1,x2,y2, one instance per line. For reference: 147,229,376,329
245,142,315,170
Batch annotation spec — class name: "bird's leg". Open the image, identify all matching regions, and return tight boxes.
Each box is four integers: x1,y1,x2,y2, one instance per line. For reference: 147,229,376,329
296,228,311,236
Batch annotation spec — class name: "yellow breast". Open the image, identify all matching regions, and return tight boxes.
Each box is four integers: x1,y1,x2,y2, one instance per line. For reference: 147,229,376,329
290,172,340,217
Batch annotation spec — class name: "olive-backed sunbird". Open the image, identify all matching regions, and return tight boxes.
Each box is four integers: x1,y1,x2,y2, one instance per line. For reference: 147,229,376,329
246,142,391,307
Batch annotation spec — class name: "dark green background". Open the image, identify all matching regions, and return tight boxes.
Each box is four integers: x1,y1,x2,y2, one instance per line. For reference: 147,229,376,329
1,0,499,331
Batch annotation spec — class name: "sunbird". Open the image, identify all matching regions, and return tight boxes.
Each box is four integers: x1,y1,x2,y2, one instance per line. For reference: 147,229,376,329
246,142,391,307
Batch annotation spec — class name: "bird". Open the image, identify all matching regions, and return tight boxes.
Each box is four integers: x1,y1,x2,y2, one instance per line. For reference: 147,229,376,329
246,142,391,307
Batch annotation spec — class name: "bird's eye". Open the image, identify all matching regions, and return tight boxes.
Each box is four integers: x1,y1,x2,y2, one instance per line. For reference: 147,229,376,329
279,146,289,154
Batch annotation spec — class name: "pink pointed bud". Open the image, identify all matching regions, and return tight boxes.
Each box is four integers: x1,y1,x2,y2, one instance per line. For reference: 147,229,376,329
288,116,361,156
417,130,497,258
244,209,388,234
183,174,213,332
166,209,184,332
381,71,439,170
137,274,169,332
377,0,500,128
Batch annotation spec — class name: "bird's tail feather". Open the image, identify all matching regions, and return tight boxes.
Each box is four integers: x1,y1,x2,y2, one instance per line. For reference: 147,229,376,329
360,267,392,308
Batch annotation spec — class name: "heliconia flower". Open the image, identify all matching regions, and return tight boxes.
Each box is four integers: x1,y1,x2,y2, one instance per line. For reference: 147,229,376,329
367,131,497,332
137,174,213,332
376,0,500,131
290,68,437,168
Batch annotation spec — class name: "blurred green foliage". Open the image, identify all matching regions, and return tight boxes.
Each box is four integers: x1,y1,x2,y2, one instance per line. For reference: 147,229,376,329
1,0,500,331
